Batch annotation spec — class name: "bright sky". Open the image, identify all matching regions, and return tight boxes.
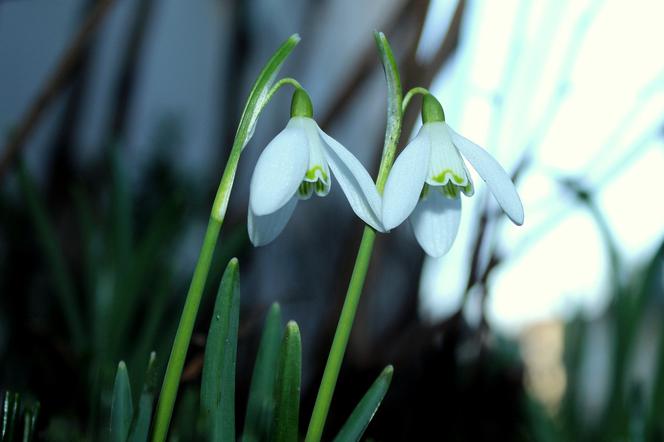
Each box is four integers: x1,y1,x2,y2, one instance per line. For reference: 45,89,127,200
416,0,664,334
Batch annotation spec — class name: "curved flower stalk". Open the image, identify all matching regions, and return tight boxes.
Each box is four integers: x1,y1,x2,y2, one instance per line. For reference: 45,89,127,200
248,88,384,245
152,34,302,442
383,93,524,257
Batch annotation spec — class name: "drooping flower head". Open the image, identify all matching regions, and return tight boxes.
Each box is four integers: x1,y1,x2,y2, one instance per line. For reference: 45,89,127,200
382,94,524,257
248,88,384,246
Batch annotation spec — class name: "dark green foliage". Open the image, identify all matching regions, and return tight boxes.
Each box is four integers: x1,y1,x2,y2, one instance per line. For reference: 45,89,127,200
333,365,393,442
242,303,283,442
1,391,39,442
272,322,302,442
200,259,241,441
110,362,133,442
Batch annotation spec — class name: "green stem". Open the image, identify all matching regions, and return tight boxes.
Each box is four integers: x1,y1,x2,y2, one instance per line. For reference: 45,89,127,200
305,31,402,442
151,34,300,442
264,77,303,109
402,86,430,114
151,215,221,442
305,228,376,442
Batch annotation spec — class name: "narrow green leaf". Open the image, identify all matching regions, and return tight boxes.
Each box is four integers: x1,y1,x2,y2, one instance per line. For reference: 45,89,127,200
211,33,301,220
200,258,241,441
272,321,302,442
110,361,134,442
17,163,85,350
333,365,393,442
128,352,158,442
237,34,301,150
21,400,39,442
373,31,403,192
110,145,133,277
242,303,283,442
2,391,19,442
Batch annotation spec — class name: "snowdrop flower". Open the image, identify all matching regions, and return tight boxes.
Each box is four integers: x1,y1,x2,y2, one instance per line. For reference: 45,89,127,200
248,89,384,246
382,94,524,257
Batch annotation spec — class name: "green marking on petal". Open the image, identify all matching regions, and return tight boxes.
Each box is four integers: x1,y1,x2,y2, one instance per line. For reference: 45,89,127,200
431,169,464,185
438,181,461,199
305,165,329,182
298,181,313,199
420,184,430,200
462,181,474,197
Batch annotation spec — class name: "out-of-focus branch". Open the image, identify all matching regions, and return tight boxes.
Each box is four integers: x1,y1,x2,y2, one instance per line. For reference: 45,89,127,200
398,0,466,144
106,0,155,140
0,0,117,178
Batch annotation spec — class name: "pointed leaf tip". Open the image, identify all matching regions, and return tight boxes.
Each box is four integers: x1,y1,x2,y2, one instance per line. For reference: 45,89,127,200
286,320,300,334
201,258,241,440
332,365,393,442
111,361,133,442
272,321,302,442
242,301,284,442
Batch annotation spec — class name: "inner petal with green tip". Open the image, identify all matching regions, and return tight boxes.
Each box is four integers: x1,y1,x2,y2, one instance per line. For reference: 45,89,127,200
298,165,331,199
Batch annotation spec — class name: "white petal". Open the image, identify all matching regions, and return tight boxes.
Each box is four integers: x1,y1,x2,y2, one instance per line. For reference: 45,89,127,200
381,128,431,230
410,191,461,257
298,117,331,197
247,196,298,246
249,119,309,216
317,125,385,232
425,122,470,187
447,125,524,225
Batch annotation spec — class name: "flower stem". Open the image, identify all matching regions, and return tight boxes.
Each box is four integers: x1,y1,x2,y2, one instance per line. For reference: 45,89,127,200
151,34,300,442
151,215,222,442
402,86,430,114
305,31,402,442
304,227,376,442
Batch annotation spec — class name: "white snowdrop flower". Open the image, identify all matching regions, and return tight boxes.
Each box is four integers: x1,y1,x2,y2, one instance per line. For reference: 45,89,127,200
383,94,524,257
248,89,384,246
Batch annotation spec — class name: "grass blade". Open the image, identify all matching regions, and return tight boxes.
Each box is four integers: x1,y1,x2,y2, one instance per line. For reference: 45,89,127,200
128,352,158,442
2,391,19,442
242,303,283,442
272,321,302,442
21,400,39,442
200,258,241,441
18,163,85,350
332,365,393,442
110,361,133,442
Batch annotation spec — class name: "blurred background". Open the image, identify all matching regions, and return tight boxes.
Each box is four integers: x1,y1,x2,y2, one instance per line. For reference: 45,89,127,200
1,0,663,440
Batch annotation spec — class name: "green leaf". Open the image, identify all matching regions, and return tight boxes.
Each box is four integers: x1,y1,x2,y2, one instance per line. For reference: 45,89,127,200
2,391,19,442
211,33,301,220
242,303,283,442
272,321,302,442
111,361,134,442
200,258,241,441
17,163,85,350
373,31,403,192
333,365,393,442
128,352,158,442
237,34,301,150
21,400,40,442
110,145,133,277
